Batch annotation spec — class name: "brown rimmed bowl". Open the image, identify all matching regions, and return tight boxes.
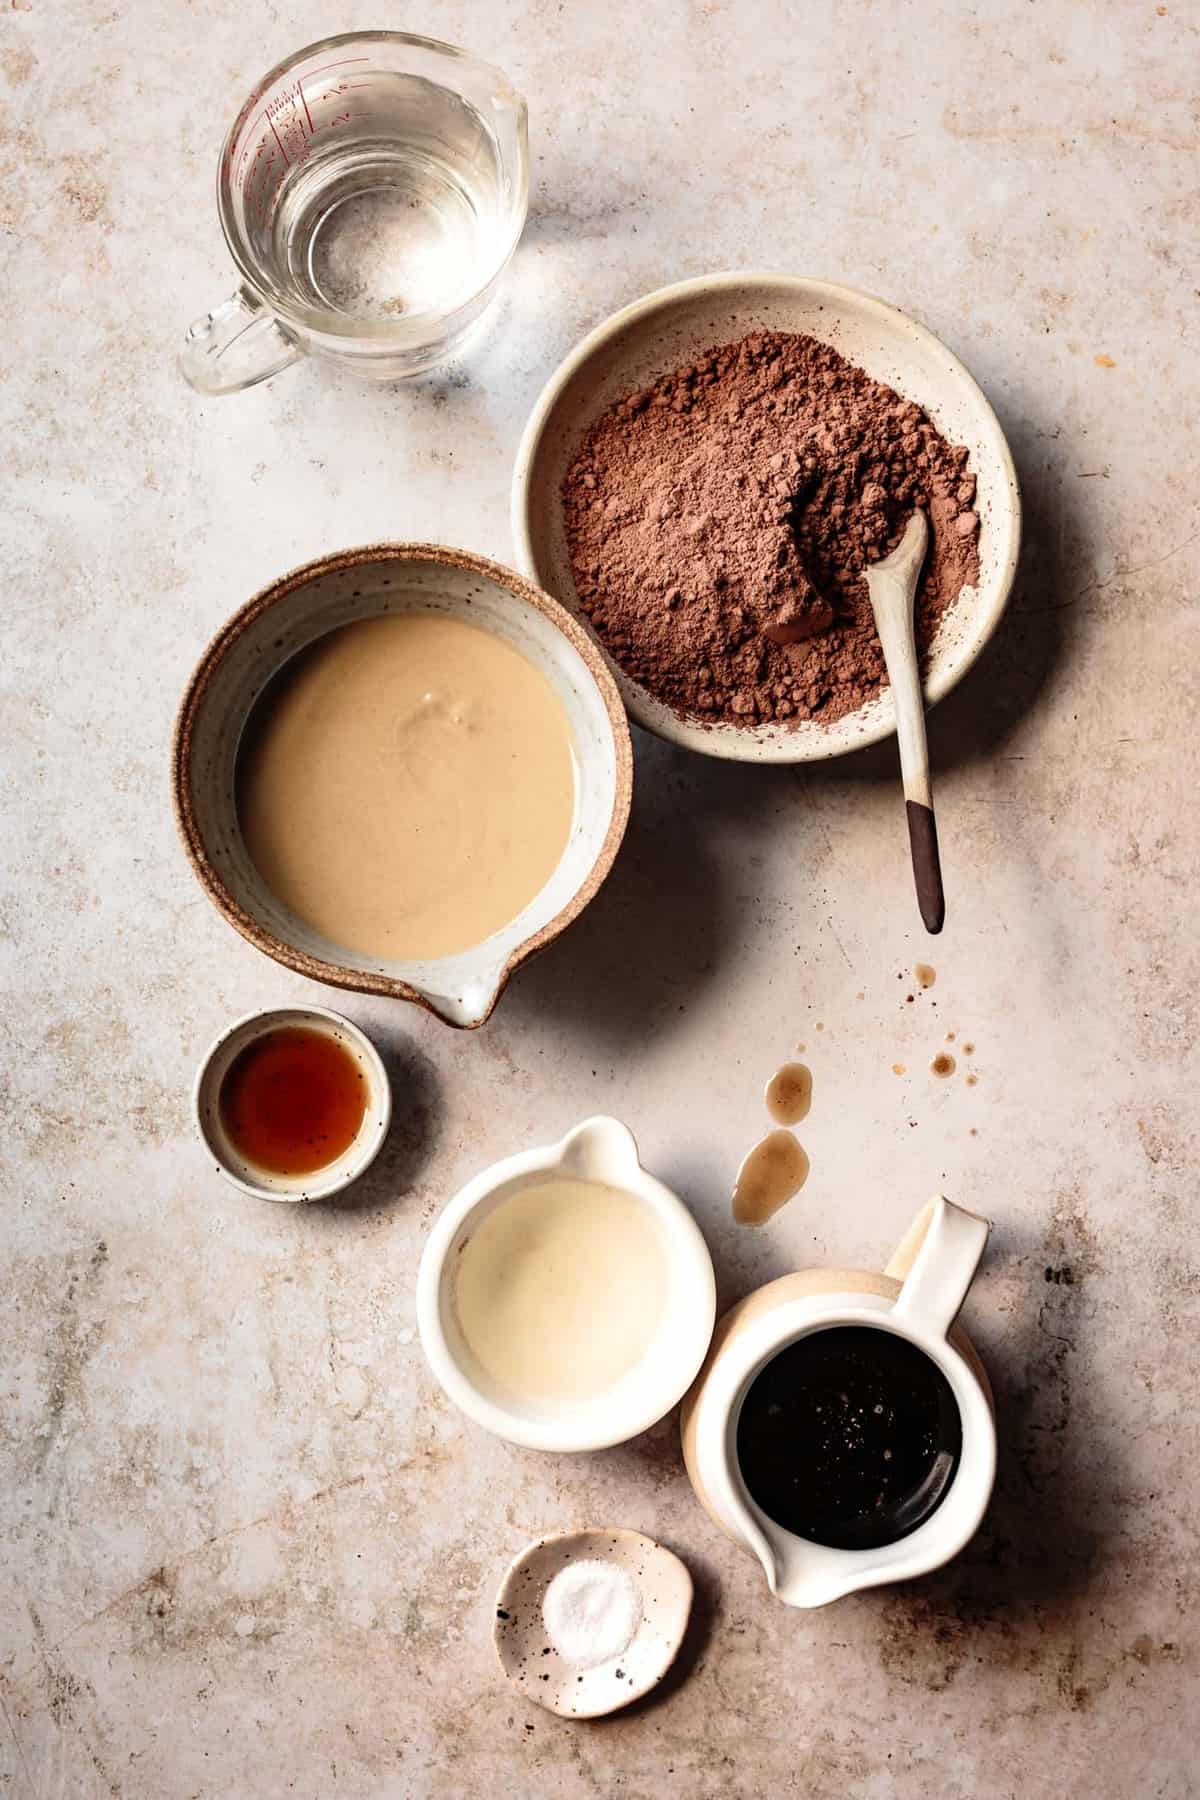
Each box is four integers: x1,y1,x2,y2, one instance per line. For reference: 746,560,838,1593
172,544,633,1028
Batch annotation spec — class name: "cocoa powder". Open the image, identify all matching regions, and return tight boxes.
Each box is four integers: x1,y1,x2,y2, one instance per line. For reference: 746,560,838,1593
562,331,981,727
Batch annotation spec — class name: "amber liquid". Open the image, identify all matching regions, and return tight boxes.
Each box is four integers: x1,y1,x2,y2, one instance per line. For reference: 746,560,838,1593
219,1027,367,1176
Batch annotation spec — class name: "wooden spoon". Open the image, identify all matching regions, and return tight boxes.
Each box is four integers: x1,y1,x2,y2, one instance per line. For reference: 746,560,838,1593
864,510,945,934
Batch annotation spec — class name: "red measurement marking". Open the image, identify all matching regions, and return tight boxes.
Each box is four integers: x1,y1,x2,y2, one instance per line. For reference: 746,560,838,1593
234,116,273,188
241,138,277,214
267,111,289,165
237,66,370,191
302,57,372,77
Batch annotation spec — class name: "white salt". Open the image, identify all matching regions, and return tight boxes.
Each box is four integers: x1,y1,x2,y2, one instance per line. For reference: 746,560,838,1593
542,1559,642,1670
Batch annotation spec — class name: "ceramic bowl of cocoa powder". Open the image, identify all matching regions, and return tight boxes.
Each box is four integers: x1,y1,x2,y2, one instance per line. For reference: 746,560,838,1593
512,274,1020,761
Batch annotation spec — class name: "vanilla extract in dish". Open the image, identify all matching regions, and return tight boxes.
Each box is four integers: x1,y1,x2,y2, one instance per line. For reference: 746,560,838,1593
736,1326,962,1549
219,1025,366,1176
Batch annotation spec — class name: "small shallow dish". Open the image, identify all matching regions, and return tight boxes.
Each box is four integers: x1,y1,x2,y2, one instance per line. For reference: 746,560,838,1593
416,1116,716,1452
512,272,1021,762
172,544,632,1028
494,1528,693,1719
194,1005,391,1202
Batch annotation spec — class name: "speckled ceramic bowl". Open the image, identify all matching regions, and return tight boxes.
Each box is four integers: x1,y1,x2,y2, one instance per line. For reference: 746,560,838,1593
172,545,632,1028
194,1005,391,1202
493,1529,693,1719
512,273,1021,763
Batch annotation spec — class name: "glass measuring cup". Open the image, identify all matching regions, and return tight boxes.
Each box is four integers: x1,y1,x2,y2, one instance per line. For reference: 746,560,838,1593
180,31,528,395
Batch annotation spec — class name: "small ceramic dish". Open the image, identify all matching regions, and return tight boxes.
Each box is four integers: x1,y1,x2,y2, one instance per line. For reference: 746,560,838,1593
194,1005,391,1202
512,272,1022,763
493,1529,693,1719
416,1116,717,1452
172,544,632,1029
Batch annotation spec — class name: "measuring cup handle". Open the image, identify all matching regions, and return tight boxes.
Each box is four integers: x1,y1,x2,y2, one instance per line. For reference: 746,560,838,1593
887,1196,990,1339
179,287,301,395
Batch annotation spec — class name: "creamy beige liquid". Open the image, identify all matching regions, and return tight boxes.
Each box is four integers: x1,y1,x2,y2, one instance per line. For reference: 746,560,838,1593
237,613,576,961
453,1179,669,1407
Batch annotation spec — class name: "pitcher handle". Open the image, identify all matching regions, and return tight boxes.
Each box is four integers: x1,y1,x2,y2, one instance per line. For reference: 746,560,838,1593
887,1196,989,1339
179,287,302,395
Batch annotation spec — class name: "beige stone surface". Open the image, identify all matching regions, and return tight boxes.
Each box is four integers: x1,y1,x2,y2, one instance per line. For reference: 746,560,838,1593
2,1,1197,1794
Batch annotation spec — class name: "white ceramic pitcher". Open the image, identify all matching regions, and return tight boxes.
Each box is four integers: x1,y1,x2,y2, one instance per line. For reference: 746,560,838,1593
680,1197,995,1608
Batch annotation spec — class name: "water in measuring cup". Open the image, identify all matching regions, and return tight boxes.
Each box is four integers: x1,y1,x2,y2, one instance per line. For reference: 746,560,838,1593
257,72,510,323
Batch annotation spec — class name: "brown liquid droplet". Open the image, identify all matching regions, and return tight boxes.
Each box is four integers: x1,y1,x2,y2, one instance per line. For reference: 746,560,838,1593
969,1127,978,1137
915,964,936,989
946,1030,956,1042
764,1062,812,1126
967,1073,979,1087
733,1130,810,1226
930,1052,956,1078
892,1063,906,1076
963,1042,975,1055
815,1022,825,1032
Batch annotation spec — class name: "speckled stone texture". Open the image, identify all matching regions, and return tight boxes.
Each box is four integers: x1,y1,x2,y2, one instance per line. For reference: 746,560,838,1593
1,2,1197,1796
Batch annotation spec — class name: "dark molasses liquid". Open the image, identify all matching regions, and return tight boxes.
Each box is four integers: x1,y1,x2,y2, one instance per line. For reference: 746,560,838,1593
736,1326,962,1549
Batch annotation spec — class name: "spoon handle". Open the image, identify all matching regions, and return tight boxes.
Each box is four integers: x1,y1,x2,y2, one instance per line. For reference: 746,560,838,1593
868,562,946,935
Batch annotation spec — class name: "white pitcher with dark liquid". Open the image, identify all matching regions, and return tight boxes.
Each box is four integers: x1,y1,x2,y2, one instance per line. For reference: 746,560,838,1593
680,1198,995,1608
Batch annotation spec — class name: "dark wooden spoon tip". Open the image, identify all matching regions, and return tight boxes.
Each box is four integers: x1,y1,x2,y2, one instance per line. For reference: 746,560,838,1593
905,800,945,934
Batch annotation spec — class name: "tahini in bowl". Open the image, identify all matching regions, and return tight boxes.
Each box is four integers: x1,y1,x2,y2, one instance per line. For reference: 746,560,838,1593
172,544,632,1028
